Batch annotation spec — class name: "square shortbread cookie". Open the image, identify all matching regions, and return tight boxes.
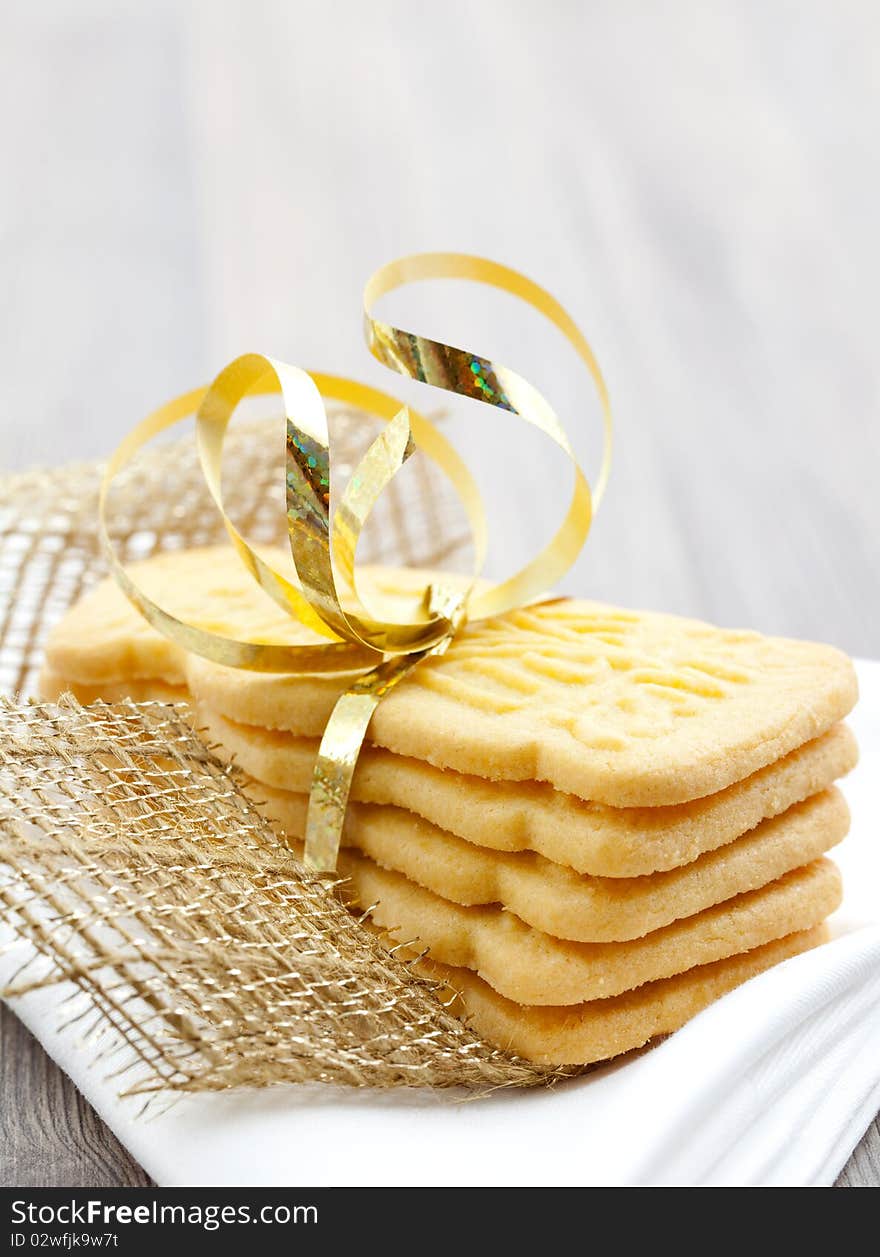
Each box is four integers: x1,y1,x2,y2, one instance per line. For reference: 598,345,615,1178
197,705,856,876
245,779,847,943
415,927,828,1065
277,837,841,1005
42,547,858,806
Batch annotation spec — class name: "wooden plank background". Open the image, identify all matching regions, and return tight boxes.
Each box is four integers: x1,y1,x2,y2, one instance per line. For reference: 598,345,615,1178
0,0,877,1186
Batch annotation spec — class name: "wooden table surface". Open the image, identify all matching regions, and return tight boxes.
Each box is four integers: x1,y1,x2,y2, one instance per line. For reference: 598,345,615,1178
1,1,878,1186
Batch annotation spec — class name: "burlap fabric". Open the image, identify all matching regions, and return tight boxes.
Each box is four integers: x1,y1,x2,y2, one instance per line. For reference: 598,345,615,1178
0,416,560,1091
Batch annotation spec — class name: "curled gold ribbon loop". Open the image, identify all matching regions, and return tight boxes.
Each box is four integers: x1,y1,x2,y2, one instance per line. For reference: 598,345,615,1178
100,371,482,672
100,253,612,871
364,253,613,621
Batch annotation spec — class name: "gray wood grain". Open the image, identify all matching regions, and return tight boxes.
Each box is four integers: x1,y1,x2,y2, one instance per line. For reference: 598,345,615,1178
1,0,877,1186
0,1005,152,1188
837,1116,880,1188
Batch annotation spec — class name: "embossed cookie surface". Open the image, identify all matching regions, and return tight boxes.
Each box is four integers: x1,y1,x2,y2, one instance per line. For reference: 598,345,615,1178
44,546,858,804
201,707,856,876
246,783,847,942
41,547,451,685
185,585,857,807
417,927,827,1065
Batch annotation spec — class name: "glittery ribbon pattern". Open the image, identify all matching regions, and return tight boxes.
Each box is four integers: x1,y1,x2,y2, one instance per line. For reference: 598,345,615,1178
100,254,612,871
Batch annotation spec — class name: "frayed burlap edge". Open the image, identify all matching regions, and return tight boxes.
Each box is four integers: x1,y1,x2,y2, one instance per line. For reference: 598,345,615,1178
0,416,566,1091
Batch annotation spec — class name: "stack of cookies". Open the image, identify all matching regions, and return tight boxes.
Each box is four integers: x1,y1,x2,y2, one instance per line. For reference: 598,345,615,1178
41,547,859,1066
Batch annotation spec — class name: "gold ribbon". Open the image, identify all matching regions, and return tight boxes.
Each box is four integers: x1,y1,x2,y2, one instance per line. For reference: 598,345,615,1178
101,253,612,871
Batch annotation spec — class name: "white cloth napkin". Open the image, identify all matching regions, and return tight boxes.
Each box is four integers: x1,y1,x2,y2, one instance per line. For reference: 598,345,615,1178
4,661,880,1187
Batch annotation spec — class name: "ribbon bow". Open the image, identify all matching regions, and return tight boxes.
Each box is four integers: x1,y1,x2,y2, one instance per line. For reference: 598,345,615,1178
100,253,612,871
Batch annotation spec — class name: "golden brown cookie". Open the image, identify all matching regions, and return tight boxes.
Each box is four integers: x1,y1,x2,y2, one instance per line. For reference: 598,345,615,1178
39,667,187,706
417,926,828,1065
202,705,856,876
248,780,847,942
290,845,841,1005
41,547,450,686
43,546,858,805
187,606,857,805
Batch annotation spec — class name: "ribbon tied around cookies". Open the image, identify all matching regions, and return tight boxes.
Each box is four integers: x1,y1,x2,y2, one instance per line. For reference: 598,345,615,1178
100,253,612,872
